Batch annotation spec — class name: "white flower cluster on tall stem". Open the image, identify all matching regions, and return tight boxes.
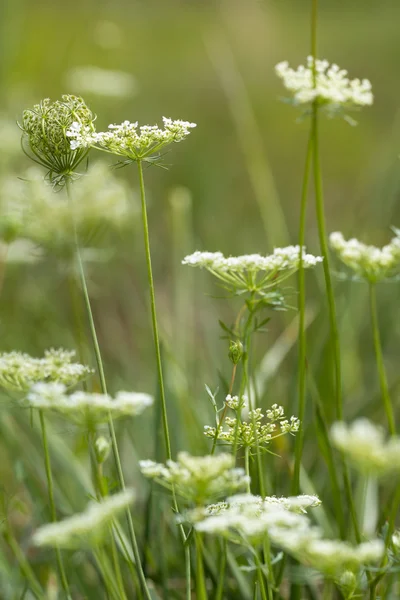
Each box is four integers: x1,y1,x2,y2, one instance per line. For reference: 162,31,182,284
140,452,249,504
0,349,93,392
330,231,400,282
26,383,153,427
331,418,400,475
204,405,299,449
182,247,322,295
194,492,320,546
275,56,373,116
33,489,135,549
66,117,196,162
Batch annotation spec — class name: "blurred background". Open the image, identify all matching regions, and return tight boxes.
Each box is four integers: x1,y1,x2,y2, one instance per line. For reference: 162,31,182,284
1,0,400,594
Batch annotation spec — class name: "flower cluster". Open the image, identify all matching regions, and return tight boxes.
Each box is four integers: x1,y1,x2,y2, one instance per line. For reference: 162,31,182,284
0,163,134,255
66,117,196,162
331,418,400,475
140,452,249,504
26,383,153,427
224,394,247,410
0,349,92,392
194,492,320,546
33,489,135,549
20,95,96,184
329,231,400,283
204,406,299,449
182,247,322,296
275,57,373,118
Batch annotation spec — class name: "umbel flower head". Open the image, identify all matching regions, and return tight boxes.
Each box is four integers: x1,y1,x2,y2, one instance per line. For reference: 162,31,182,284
204,405,300,450
26,382,153,428
140,452,249,505
0,349,93,392
20,95,96,185
275,56,373,120
182,247,322,300
194,492,320,547
66,117,196,164
331,418,400,475
33,489,135,549
329,231,400,283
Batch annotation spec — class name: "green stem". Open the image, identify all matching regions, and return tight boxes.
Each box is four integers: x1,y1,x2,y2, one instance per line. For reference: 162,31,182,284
3,528,45,600
253,552,269,600
109,526,129,600
215,539,227,600
244,446,251,493
195,532,208,600
292,132,313,495
65,179,151,600
211,362,237,455
137,159,172,461
369,283,395,435
38,411,71,598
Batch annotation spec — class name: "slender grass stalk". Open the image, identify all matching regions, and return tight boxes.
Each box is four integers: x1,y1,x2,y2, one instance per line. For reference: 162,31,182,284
369,283,395,435
215,539,227,600
135,163,191,598
195,532,208,600
292,133,313,496
65,179,152,600
3,527,45,600
109,527,129,600
136,159,172,461
38,410,71,598
244,446,251,493
253,552,269,600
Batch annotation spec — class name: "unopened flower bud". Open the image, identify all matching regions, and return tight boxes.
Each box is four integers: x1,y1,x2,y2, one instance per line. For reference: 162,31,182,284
228,340,243,365
95,436,111,464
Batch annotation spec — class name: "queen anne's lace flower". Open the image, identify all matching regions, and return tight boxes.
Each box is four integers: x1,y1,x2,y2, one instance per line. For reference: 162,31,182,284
182,247,322,297
275,56,373,118
20,95,96,185
330,231,400,283
140,452,249,504
204,405,299,449
66,117,196,162
26,383,153,426
33,489,135,549
0,349,93,392
331,418,400,475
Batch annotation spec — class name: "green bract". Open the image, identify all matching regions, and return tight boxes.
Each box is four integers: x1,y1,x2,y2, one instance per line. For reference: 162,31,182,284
20,95,96,185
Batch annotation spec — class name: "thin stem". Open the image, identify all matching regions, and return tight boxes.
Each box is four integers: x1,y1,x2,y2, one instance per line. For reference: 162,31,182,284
3,528,45,600
369,283,395,435
292,132,313,495
109,526,129,600
215,540,227,600
195,532,208,600
211,362,237,455
244,446,251,493
65,179,152,600
38,411,71,598
135,164,191,596
137,159,172,460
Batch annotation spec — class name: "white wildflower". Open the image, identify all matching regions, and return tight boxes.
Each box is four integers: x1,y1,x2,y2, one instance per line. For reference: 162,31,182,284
331,419,400,475
140,452,249,504
275,57,373,118
205,405,299,449
26,383,153,426
33,489,135,549
330,231,400,282
182,247,322,296
225,394,247,410
0,349,92,392
67,117,196,161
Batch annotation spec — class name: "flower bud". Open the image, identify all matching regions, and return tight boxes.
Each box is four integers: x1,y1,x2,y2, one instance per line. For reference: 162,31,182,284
228,340,243,365
95,436,111,464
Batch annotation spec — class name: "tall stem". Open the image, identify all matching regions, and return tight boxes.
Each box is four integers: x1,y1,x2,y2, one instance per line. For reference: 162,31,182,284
137,160,172,460
38,411,71,598
292,132,313,495
135,163,191,596
195,532,208,600
369,283,395,435
65,179,152,600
